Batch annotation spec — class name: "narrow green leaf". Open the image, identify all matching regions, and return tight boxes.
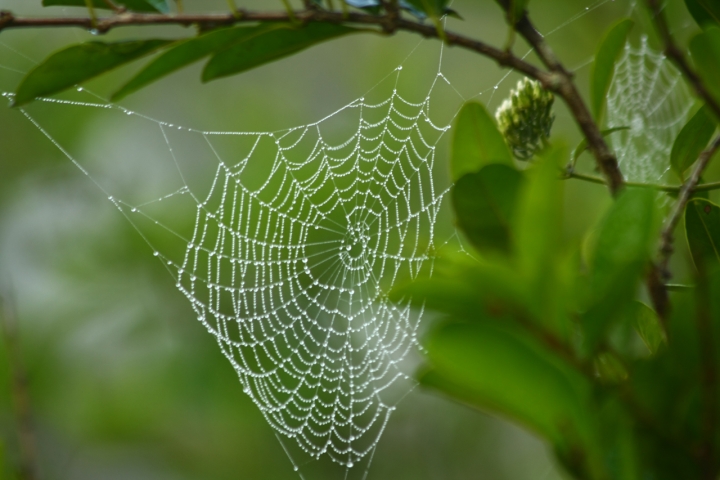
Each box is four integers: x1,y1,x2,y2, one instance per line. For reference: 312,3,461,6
582,188,657,352
670,105,717,180
634,301,665,355
571,126,629,167
203,23,360,82
113,26,271,101
13,40,171,107
42,0,170,13
514,144,565,277
685,198,720,269
421,321,594,447
450,101,513,181
685,0,720,29
590,19,634,122
690,27,720,112
452,165,524,256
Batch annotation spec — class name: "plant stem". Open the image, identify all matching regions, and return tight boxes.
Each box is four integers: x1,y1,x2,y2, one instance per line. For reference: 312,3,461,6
0,295,38,480
84,0,97,28
564,170,720,193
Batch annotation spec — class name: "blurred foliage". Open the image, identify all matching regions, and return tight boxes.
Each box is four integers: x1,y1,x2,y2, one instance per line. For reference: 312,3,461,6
2,0,720,479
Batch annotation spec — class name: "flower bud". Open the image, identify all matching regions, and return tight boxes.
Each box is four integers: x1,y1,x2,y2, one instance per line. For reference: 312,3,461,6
495,78,555,160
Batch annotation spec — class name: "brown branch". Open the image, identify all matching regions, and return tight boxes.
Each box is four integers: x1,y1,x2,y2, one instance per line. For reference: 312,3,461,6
0,7,627,197
646,0,720,120
695,263,719,479
0,294,38,480
503,6,625,196
659,135,720,271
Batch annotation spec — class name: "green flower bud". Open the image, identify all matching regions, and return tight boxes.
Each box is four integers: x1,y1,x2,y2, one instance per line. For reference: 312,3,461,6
495,77,555,160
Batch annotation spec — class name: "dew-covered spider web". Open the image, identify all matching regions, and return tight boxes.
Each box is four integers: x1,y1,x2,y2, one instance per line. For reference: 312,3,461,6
606,36,694,182
0,0,698,477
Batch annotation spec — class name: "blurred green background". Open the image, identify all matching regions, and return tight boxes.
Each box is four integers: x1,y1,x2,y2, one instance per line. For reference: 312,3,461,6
0,1,713,479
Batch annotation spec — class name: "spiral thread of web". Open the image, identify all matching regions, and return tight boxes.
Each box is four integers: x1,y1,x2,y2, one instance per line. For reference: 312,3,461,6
606,36,694,182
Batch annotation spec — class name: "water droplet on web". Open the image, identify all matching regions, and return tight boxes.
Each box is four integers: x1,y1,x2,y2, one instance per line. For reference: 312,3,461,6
131,208,137,212
89,29,99,36
76,87,83,92
153,251,159,257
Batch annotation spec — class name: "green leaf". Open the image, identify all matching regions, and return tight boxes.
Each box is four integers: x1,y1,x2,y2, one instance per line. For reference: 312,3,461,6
421,321,594,448
13,40,171,107
42,0,170,13
401,0,449,18
390,250,529,320
690,27,720,112
685,0,720,29
670,105,717,180
571,126,629,167
582,188,657,352
634,301,665,355
450,101,513,181
514,144,565,278
590,19,634,122
203,23,360,82
451,165,524,256
685,198,720,269
113,26,270,101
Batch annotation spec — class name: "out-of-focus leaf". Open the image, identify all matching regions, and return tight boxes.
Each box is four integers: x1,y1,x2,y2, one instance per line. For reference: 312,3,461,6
43,0,170,13
690,27,720,112
514,144,564,277
203,23,360,82
591,19,634,122
685,0,720,29
571,126,629,167
670,105,717,180
13,40,171,107
402,0,449,18
685,198,720,269
582,188,656,353
513,145,573,340
594,351,628,384
390,250,529,320
450,101,513,181
420,321,595,449
113,26,271,101
452,165,524,256
634,301,665,355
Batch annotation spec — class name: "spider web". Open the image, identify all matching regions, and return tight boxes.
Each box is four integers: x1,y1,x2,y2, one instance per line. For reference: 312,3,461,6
3,50,454,476
0,0,688,477
606,36,694,182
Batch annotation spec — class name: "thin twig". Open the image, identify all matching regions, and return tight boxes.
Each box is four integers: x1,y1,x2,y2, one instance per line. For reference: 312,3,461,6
659,135,720,273
564,170,720,193
0,294,38,480
646,0,720,120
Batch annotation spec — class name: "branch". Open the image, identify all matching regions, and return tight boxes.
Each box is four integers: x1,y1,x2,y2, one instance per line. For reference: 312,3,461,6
659,134,720,271
0,7,627,197
505,6,626,196
646,0,720,120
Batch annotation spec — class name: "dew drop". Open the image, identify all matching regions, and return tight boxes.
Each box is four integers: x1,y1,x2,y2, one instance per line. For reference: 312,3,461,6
76,87,84,92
